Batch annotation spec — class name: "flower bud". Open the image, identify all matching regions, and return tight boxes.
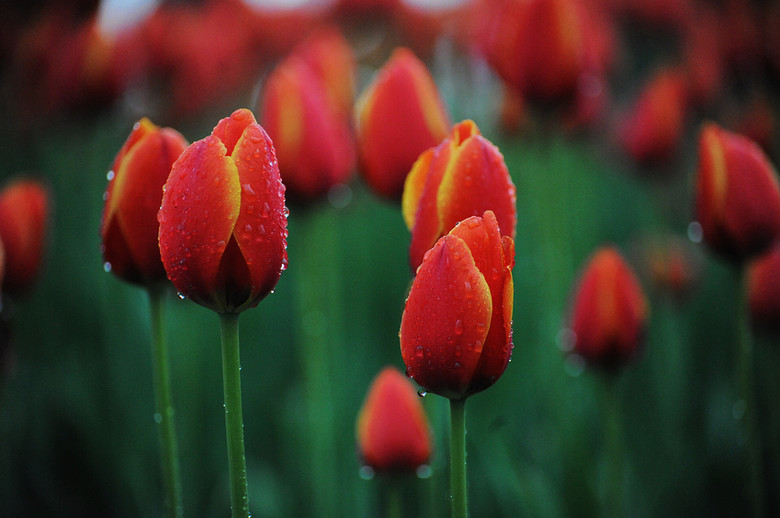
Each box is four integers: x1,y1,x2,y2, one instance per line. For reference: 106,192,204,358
0,179,50,296
403,120,516,272
400,211,514,400
695,123,780,262
355,47,450,199
158,109,288,314
568,247,648,370
356,367,432,474
101,118,188,284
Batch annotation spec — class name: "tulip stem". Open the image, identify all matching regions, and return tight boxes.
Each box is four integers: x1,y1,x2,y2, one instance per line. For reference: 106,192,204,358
449,397,468,518
736,266,765,518
386,477,402,518
219,312,250,518
148,285,183,518
600,374,624,518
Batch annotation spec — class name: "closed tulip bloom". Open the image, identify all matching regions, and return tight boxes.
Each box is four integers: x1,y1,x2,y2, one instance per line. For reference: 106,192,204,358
403,120,516,271
293,28,356,116
747,242,780,331
356,367,432,474
101,118,188,284
0,179,50,296
259,56,355,201
400,210,514,400
355,47,451,199
158,108,288,314
695,123,780,262
569,247,648,370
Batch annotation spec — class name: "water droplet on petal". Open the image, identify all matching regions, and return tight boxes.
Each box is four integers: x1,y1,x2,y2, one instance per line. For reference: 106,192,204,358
177,292,187,300
415,345,424,359
417,387,427,398
454,319,464,335
106,170,115,181
103,262,112,272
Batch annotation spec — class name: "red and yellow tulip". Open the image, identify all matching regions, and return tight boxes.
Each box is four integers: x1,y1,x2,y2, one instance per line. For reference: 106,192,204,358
101,118,188,284
400,210,514,400
403,120,516,272
356,366,432,474
158,108,288,314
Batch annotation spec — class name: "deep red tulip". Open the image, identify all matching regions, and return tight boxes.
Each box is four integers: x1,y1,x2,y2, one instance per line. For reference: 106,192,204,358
569,247,648,370
158,108,288,314
403,120,516,271
0,179,50,296
101,118,188,284
356,366,432,474
619,67,689,165
400,210,514,400
748,242,780,332
355,47,451,199
259,54,355,201
695,123,780,262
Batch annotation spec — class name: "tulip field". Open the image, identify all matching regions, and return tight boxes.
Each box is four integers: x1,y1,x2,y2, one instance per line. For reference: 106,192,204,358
1,1,779,517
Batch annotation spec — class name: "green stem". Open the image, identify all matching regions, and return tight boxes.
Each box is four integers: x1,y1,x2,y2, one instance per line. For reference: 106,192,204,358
449,397,468,518
736,266,765,518
219,312,250,518
147,285,183,518
600,374,624,518
386,477,402,518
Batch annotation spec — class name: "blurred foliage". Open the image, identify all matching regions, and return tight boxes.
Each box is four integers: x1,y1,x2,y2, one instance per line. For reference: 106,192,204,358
1,3,780,518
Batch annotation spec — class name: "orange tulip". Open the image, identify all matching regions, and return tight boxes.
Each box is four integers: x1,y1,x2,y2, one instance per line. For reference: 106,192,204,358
747,242,780,332
356,367,432,474
355,47,451,199
158,108,288,314
400,211,514,399
695,123,780,262
259,54,355,201
101,118,188,284
403,120,516,271
0,179,50,296
569,247,648,370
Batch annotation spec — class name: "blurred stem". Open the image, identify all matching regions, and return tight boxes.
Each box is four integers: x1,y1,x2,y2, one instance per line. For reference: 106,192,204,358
736,266,765,518
219,312,250,518
450,397,468,518
600,374,624,518
294,208,340,517
386,477,402,518
147,285,183,518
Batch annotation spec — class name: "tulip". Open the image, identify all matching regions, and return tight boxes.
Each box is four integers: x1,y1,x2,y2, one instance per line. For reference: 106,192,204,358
748,242,780,332
259,56,355,201
101,118,188,284
158,108,288,315
356,366,432,474
355,47,451,199
695,123,780,263
569,246,647,370
400,210,514,400
0,179,50,296
402,119,516,271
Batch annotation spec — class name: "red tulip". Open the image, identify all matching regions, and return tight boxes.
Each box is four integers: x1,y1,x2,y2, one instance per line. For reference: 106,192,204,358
0,179,50,296
695,123,780,262
354,47,451,199
259,55,355,201
101,118,188,284
403,120,516,271
356,366,432,474
569,247,648,370
747,242,780,332
158,108,288,314
400,210,514,400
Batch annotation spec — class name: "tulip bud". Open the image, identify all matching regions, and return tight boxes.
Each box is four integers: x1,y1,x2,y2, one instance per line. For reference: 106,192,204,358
259,56,355,201
403,120,516,272
158,109,288,314
0,179,50,296
568,247,648,370
400,210,514,400
747,242,780,332
356,367,432,474
695,123,780,262
101,118,188,284
355,47,451,199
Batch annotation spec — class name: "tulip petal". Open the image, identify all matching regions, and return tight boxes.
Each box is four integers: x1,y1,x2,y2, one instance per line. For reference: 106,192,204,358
159,136,241,307
212,108,257,156
400,234,492,399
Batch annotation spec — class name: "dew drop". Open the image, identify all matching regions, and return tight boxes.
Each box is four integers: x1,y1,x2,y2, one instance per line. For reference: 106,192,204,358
453,361,462,370
359,466,375,480
103,261,112,273
415,345,424,359
687,221,703,243
417,387,427,398
106,170,115,181
153,413,163,424
476,322,486,333
102,191,109,201
177,292,187,300
454,319,464,335
416,465,432,479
